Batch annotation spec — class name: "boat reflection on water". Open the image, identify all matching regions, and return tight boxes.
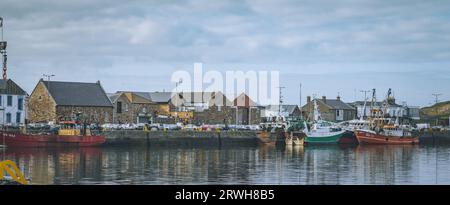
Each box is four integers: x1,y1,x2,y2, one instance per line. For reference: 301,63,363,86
2,147,103,185
0,143,448,185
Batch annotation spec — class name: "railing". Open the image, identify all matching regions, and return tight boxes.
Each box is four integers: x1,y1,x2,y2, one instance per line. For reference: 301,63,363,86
0,160,29,185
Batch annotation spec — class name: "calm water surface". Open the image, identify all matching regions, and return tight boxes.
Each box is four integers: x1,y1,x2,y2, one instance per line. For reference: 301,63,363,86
1,144,450,185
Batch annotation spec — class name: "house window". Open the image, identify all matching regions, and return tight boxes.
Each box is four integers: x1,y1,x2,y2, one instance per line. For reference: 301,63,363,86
0,95,2,106
16,112,21,124
125,104,129,112
7,96,12,106
336,110,340,117
18,98,24,110
6,113,11,123
218,106,222,112
117,101,122,113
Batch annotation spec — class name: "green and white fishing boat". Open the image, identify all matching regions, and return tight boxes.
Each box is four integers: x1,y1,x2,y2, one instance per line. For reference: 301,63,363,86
304,99,346,144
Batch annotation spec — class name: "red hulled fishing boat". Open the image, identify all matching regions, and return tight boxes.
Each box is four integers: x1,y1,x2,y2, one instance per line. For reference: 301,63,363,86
1,121,106,147
354,88,419,145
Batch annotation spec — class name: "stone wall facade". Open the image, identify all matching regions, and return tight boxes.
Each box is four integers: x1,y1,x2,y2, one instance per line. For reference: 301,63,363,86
111,94,160,124
193,105,236,125
56,106,113,124
28,81,57,123
29,81,113,124
189,106,261,125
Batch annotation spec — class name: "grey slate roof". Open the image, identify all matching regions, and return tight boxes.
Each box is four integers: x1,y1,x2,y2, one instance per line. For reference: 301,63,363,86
42,80,113,107
132,92,151,101
107,93,121,103
149,92,173,103
320,99,355,110
0,79,27,95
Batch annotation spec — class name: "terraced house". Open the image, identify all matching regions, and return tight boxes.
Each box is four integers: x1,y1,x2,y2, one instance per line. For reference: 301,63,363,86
0,79,27,126
28,79,113,124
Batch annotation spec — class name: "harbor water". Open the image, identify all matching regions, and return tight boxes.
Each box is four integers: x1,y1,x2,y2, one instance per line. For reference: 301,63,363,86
1,143,450,185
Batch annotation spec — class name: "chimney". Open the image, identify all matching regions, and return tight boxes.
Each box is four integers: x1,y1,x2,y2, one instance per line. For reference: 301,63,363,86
337,95,341,101
307,96,311,104
322,96,326,104
96,80,100,84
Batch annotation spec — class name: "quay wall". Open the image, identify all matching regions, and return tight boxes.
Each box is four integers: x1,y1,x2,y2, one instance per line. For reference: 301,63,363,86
417,130,450,145
103,130,259,147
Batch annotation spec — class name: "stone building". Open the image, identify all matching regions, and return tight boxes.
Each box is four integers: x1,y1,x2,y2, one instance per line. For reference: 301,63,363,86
108,91,162,124
302,96,356,122
233,93,261,125
191,91,236,125
28,79,113,124
0,79,27,126
167,91,264,125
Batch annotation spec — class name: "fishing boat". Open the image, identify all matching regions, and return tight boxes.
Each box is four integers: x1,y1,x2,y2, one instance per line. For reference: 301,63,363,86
338,119,371,144
304,99,346,144
256,122,286,145
257,117,307,146
355,89,419,145
1,121,106,147
284,117,306,146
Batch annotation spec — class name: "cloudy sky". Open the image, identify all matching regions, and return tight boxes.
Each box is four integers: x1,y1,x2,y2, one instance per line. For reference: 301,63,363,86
1,0,450,106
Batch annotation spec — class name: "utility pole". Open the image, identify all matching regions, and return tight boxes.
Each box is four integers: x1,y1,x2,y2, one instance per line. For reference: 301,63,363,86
277,86,285,120
432,93,442,126
432,93,442,105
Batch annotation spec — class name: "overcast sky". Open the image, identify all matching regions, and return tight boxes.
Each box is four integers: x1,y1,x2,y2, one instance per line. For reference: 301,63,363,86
1,0,450,107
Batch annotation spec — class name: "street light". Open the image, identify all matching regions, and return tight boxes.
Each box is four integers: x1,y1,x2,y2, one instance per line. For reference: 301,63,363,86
43,74,55,90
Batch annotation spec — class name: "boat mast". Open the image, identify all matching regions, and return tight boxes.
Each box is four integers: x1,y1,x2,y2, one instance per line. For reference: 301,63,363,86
313,98,321,122
382,88,391,128
0,17,7,80
369,89,376,130
360,90,370,121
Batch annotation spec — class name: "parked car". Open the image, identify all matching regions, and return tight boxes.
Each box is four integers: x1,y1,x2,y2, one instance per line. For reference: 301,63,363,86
183,124,198,131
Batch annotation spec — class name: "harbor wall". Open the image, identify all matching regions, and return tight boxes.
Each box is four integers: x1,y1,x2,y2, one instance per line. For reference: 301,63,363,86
103,130,259,147
417,130,450,145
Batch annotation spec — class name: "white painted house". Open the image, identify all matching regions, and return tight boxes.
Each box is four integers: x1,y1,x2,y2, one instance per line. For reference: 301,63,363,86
0,79,27,127
350,98,407,120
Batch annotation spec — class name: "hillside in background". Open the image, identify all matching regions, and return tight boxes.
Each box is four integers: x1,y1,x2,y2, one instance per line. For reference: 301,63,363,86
420,101,450,121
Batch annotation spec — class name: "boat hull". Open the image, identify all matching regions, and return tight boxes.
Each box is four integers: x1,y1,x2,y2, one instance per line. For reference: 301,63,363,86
355,130,419,145
339,131,358,144
1,132,106,147
284,132,305,146
305,131,345,144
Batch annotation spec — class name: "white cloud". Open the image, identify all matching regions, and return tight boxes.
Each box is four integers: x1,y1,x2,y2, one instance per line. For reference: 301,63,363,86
128,19,161,44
